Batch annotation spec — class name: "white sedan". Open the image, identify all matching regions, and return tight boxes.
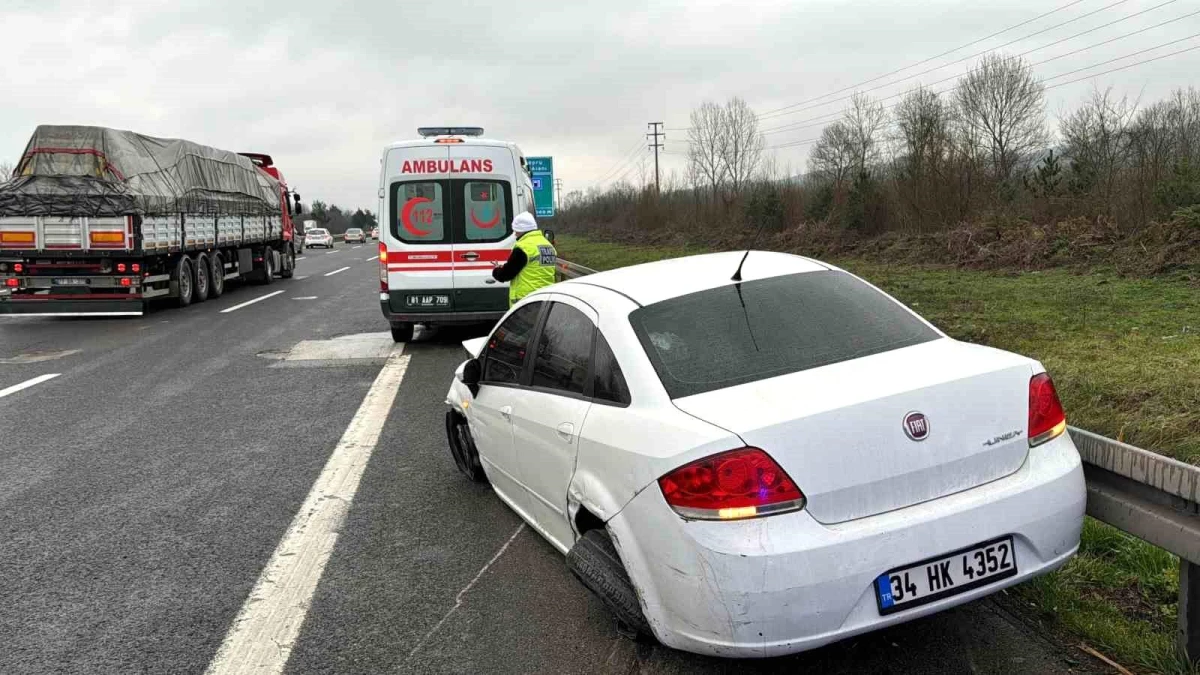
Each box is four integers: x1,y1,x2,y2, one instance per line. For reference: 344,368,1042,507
444,251,1085,658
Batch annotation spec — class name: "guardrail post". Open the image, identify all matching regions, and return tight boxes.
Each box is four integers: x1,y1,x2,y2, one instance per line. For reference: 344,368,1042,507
1181,559,1200,662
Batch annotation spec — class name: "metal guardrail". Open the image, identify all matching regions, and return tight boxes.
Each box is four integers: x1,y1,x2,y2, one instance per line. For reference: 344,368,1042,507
556,257,1200,661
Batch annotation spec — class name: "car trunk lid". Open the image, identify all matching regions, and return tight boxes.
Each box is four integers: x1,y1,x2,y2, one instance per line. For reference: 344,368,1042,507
671,339,1033,524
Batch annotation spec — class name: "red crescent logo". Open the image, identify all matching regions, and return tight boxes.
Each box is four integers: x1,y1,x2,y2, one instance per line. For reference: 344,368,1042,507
469,207,501,229
401,196,433,236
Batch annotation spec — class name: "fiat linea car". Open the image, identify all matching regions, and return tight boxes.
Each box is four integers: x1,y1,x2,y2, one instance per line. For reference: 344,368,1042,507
443,251,1085,658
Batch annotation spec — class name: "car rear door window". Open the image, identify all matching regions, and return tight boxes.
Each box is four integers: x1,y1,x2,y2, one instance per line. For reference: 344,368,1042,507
531,303,595,396
592,333,631,405
483,302,543,385
629,271,940,398
462,180,512,242
391,180,447,244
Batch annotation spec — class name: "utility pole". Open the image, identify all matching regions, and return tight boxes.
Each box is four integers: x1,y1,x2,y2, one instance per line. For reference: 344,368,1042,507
647,122,664,194
554,178,563,210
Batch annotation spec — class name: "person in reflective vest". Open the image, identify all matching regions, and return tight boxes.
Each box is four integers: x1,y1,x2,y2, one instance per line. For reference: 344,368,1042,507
492,212,557,306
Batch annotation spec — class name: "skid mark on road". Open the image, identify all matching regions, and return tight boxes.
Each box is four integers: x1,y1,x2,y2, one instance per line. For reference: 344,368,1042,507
0,373,61,399
404,523,527,662
220,291,285,314
205,347,410,675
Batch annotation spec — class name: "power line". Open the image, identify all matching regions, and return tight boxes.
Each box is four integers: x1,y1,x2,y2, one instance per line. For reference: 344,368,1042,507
591,140,645,186
760,10,1200,138
758,0,1151,123
754,0,1091,119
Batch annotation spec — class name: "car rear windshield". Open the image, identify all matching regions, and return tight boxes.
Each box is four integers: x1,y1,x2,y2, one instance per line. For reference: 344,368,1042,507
628,271,940,399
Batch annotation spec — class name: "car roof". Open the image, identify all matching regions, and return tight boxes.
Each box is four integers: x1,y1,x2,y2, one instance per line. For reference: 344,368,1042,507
559,251,832,307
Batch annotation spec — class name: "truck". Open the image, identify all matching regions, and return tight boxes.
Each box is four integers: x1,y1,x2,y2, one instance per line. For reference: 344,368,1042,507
0,125,302,316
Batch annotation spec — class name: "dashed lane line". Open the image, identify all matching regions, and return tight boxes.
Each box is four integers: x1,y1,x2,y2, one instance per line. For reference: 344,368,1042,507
324,266,351,277
204,348,409,675
0,373,61,399
366,255,379,261
291,296,318,300
219,290,285,314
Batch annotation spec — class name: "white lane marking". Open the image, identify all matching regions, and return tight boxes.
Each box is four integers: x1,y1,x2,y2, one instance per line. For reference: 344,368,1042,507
205,348,409,675
324,266,351,277
219,290,285,313
291,296,318,300
366,255,379,261
296,256,306,260
0,373,61,399
295,276,309,280
405,523,526,661
325,250,339,254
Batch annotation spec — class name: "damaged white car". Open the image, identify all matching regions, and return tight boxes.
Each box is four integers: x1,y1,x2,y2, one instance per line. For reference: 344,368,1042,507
444,251,1086,658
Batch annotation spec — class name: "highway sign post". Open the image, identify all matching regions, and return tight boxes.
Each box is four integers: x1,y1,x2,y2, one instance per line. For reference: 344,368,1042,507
528,156,554,219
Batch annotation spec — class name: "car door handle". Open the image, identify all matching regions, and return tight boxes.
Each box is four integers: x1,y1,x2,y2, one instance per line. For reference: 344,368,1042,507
556,422,574,442
461,252,480,261
500,405,512,420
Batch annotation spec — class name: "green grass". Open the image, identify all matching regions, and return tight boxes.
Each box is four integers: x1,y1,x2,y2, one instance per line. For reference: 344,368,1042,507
556,233,1200,674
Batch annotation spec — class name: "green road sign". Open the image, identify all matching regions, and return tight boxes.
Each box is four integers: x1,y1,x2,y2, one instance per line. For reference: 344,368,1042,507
527,156,554,218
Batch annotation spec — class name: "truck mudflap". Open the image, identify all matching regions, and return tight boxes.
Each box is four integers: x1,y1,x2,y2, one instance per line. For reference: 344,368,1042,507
0,296,144,316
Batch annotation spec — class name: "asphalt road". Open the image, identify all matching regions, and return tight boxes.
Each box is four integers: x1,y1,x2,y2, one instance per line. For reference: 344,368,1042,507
0,242,1105,675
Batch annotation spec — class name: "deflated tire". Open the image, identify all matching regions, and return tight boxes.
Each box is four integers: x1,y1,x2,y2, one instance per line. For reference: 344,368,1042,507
566,529,653,640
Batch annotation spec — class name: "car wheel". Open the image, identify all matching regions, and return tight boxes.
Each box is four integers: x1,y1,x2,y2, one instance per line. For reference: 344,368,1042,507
390,322,414,343
209,252,225,298
193,253,210,302
566,529,654,640
258,249,275,285
175,256,194,308
445,411,488,483
280,246,296,279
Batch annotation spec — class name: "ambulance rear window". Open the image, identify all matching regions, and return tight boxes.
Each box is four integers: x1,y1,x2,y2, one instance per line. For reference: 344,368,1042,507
463,180,511,242
391,181,447,244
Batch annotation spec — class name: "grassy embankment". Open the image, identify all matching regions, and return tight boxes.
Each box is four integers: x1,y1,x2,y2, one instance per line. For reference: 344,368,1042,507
556,233,1200,674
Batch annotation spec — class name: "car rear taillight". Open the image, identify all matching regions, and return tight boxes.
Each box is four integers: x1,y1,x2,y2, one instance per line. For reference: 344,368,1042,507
1029,373,1067,447
658,447,805,521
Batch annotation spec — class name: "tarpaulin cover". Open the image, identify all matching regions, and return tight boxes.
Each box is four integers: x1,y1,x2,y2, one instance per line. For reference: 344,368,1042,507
0,125,281,217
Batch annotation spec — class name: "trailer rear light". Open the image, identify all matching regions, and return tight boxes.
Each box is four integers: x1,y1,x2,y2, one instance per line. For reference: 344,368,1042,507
117,263,127,272
132,263,141,272
658,447,805,521
5,278,18,287
1029,373,1067,447
0,232,34,244
90,232,124,244
13,263,23,273
119,277,132,287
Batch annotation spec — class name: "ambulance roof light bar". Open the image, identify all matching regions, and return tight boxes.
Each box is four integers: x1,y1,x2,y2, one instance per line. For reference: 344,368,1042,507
418,127,485,138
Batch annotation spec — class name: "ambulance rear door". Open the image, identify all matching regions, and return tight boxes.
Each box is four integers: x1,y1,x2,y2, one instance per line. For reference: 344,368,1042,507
446,143,516,314
384,144,454,314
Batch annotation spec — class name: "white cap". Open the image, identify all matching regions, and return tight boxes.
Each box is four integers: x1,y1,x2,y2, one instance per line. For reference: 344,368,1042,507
512,212,538,234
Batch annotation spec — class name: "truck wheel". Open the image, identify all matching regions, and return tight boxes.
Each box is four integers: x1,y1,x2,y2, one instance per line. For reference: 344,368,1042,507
390,322,414,343
193,253,210,303
209,252,225,298
258,250,275,285
280,246,296,279
445,410,488,483
566,530,654,641
175,256,194,308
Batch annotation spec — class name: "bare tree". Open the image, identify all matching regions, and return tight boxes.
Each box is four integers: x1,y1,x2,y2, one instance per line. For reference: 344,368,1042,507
808,121,855,188
687,101,726,200
721,96,764,197
893,88,953,229
844,93,888,178
954,54,1047,184
0,162,13,182
1060,88,1137,211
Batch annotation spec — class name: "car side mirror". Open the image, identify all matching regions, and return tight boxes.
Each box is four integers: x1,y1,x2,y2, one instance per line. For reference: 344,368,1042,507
293,199,303,216
543,228,555,244
461,358,482,395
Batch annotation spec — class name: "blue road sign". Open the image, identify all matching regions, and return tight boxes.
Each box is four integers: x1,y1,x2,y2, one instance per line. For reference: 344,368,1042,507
527,156,554,218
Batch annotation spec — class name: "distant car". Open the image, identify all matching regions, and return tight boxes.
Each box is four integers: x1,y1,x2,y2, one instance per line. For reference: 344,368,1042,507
444,251,1086,658
344,228,366,244
369,227,379,239
305,228,333,248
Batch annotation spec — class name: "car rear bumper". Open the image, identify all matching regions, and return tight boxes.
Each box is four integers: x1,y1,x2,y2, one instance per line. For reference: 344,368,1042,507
605,433,1085,658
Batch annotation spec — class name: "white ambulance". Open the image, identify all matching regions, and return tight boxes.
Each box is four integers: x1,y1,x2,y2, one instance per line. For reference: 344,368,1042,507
377,127,536,342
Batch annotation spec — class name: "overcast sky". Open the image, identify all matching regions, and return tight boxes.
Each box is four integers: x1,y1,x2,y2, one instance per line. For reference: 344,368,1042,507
2,0,1197,211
